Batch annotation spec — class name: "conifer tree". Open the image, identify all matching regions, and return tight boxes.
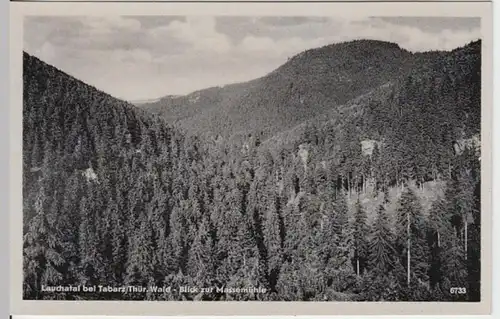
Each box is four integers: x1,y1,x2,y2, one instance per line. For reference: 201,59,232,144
427,199,444,289
77,196,100,289
364,202,398,300
124,215,155,300
441,229,468,301
467,179,481,301
23,186,66,299
169,205,189,274
109,201,127,285
264,195,284,292
368,203,395,275
187,214,216,290
394,188,430,292
324,191,355,292
352,197,369,276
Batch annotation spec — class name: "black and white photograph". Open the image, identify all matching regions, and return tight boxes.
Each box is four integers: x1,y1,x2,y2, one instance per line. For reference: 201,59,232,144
20,12,484,304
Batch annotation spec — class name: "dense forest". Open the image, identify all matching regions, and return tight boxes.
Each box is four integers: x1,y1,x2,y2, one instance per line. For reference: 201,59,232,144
23,39,481,302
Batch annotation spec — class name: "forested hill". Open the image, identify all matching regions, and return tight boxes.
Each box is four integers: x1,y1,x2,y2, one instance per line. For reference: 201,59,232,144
139,40,414,139
22,52,179,200
23,36,481,303
138,39,480,146
259,39,481,190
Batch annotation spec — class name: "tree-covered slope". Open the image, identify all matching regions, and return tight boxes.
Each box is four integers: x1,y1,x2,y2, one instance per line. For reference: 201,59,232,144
22,36,481,303
139,39,480,167
139,40,415,139
259,39,481,191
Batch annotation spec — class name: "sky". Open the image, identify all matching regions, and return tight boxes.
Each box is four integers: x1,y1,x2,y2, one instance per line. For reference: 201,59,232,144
24,16,481,101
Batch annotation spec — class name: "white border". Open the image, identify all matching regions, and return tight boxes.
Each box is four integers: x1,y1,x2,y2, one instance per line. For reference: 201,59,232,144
9,1,494,316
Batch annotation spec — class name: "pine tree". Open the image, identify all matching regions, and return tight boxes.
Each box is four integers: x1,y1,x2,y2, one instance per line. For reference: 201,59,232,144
169,205,188,274
277,208,324,301
363,203,397,300
427,196,451,289
124,215,155,300
226,218,263,300
23,186,66,299
368,203,395,275
441,229,468,301
394,188,430,296
109,201,127,285
324,191,355,292
264,193,284,292
187,214,215,293
467,179,481,301
352,197,369,276
318,185,341,274
76,195,100,297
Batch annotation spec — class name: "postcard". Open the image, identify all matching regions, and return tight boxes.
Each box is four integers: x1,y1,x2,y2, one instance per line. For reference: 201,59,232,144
9,0,493,315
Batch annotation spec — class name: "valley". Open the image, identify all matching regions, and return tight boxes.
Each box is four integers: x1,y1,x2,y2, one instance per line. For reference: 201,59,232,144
22,38,481,302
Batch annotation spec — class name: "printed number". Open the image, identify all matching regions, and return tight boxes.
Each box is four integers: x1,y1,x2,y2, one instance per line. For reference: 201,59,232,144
450,287,467,294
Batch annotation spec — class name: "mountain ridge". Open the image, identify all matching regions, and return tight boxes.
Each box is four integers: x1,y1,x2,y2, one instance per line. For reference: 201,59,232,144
140,38,480,104
138,39,480,144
